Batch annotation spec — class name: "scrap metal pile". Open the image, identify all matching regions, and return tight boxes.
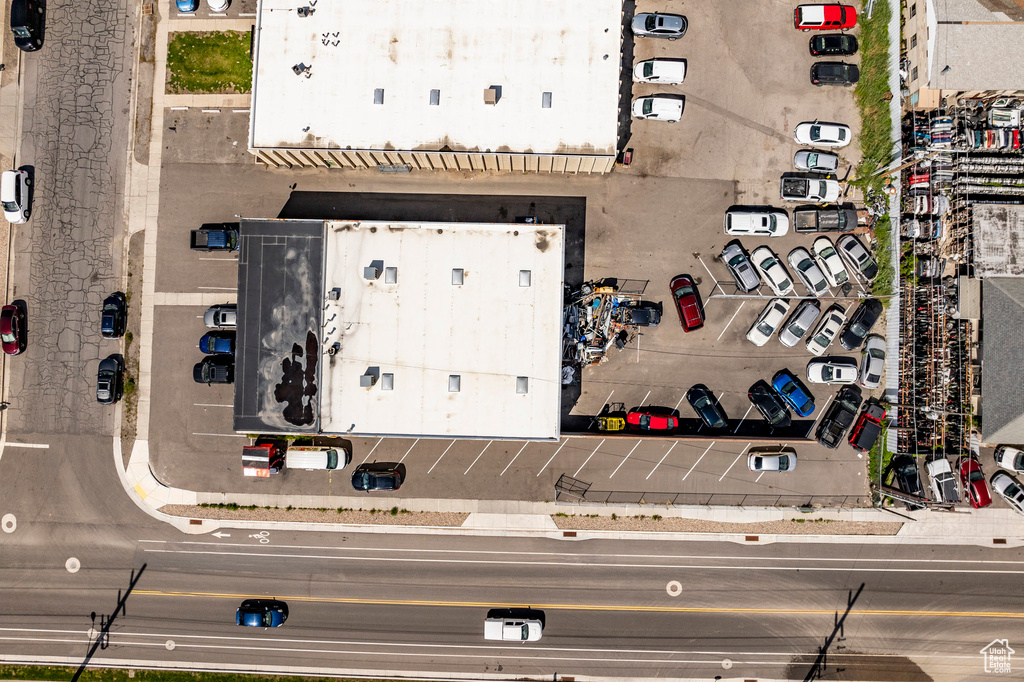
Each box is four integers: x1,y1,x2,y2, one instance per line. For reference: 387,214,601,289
562,280,659,376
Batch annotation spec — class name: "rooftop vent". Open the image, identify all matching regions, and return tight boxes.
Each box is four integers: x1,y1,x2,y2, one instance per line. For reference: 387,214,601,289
484,86,501,105
296,6,314,17
516,377,529,394
430,89,440,106
364,265,380,280
374,88,384,105
542,92,552,108
292,63,311,78
360,373,376,388
452,268,464,285
385,266,398,284
381,373,394,391
328,287,341,301
519,270,532,287
448,375,461,392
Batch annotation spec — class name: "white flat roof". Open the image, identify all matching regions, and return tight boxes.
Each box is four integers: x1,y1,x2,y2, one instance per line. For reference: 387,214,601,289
319,221,564,440
250,0,621,155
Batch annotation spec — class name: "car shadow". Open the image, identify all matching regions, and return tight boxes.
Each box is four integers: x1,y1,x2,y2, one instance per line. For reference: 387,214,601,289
616,0,636,154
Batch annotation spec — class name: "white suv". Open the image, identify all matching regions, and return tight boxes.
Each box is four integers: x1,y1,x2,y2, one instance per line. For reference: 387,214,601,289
1,169,30,224
724,207,790,237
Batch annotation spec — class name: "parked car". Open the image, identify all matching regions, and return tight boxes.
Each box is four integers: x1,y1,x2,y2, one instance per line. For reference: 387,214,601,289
811,237,849,288
190,223,239,251
809,33,858,56
751,246,794,296
806,356,858,384
806,304,846,356
199,331,236,355
994,445,1024,473
746,298,791,347
9,0,44,52
351,462,406,491
926,458,960,505
631,95,684,122
794,4,857,31
204,304,237,329
849,399,886,452
724,207,790,237
484,614,544,642
101,292,127,339
794,150,840,173
815,384,862,449
787,247,830,296
780,176,841,203
236,599,287,627
839,298,883,350
631,12,687,39
669,275,704,332
0,304,26,355
837,235,879,280
626,408,678,432
772,369,815,417
958,457,992,509
859,334,885,389
990,472,1024,516
810,62,860,86
794,122,852,148
176,0,198,10
96,355,124,404
686,385,727,429
778,299,820,348
193,355,234,384
633,58,686,84
890,454,925,505
794,206,859,233
748,449,797,472
1,169,31,224
748,380,791,430
207,0,229,11
721,241,761,293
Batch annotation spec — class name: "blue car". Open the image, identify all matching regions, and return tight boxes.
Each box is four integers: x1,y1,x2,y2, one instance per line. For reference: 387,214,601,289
176,0,198,11
236,599,287,627
199,331,235,355
772,370,816,417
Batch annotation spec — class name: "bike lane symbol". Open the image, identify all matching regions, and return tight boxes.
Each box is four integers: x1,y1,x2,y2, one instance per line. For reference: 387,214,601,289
249,531,270,544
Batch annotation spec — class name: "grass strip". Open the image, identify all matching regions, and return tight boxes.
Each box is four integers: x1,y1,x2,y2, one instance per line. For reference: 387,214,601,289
166,31,252,94
851,0,893,195
871,214,894,303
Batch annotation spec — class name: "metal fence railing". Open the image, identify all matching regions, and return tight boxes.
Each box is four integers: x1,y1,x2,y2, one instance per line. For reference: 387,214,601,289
555,487,869,509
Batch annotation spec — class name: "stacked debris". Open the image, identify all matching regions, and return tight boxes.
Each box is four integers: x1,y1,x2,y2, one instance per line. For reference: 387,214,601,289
562,280,659,373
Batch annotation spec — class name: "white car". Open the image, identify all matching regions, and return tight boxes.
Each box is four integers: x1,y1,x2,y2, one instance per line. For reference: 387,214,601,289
748,450,797,472
746,298,791,346
633,58,686,84
779,299,820,347
1,169,31,224
207,0,228,10
806,357,859,384
724,207,790,237
484,616,543,642
751,246,794,296
794,150,840,173
812,237,850,288
837,235,879,280
794,122,852,148
806,304,846,356
859,334,885,389
990,472,1024,516
631,95,684,122
787,247,830,296
994,446,1024,473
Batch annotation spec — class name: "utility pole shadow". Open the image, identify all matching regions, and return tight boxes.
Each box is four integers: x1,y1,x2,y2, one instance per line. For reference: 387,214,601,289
74,564,147,682
804,582,864,681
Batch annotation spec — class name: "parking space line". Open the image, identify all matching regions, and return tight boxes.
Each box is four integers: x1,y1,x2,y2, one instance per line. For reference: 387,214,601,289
681,441,715,482
536,439,568,477
609,440,642,479
427,440,456,474
198,286,238,291
673,394,685,411
646,441,678,480
715,301,746,341
193,403,233,408
360,439,382,464
198,257,239,261
810,394,834,432
696,256,727,297
463,441,493,475
573,439,604,477
638,390,651,407
719,443,751,482
398,438,420,464
191,432,248,438
733,405,753,434
499,442,529,476
602,390,614,408
755,471,765,483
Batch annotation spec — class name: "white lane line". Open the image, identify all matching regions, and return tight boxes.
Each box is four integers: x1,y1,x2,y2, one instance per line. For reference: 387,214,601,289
3,442,50,449
681,441,714,482
646,441,678,480
398,438,420,464
696,255,727,296
638,390,651,407
673,394,686,411
755,471,765,482
573,439,604,477
499,442,530,476
716,301,746,341
360,439,382,464
718,443,751,482
602,390,615,408
194,403,233,408
463,441,493,475
536,439,569,477
609,440,642,479
198,257,239,261
191,432,248,438
810,393,834,431
427,440,456,474
197,286,238,290
733,405,753,434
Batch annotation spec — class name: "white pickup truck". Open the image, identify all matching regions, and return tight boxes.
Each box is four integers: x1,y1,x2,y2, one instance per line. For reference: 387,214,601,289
780,177,841,203
484,617,543,642
926,458,960,505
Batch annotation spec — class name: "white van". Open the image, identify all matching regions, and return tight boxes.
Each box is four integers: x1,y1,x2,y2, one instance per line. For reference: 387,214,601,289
286,446,351,470
483,617,543,642
724,207,790,237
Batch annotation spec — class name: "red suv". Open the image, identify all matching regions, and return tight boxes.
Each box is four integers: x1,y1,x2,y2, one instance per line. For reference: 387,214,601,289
957,457,992,508
848,399,885,452
795,4,857,31
670,275,704,332
0,304,26,355
626,409,678,432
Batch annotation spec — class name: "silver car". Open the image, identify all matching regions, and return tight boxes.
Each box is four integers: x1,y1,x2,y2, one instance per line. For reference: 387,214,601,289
859,334,885,389
204,304,237,329
991,472,1024,516
794,150,840,173
746,298,791,347
631,12,687,39
779,299,821,347
812,237,849,288
806,304,846,356
721,241,761,293
787,247,829,296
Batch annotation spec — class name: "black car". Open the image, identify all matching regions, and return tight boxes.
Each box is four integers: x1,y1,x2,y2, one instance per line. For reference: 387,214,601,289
890,454,925,508
624,301,662,327
815,385,862,449
96,355,123,404
101,292,127,339
10,0,44,52
809,33,858,56
747,380,791,430
686,385,727,429
810,62,860,86
839,298,883,350
193,355,234,384
352,462,406,492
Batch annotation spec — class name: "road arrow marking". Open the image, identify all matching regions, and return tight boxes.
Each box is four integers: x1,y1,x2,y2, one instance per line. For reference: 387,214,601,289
211,532,231,538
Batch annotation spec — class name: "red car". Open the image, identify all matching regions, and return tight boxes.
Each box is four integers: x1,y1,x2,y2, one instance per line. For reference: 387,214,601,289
626,409,678,432
958,457,992,508
794,4,857,31
0,304,25,355
670,275,704,332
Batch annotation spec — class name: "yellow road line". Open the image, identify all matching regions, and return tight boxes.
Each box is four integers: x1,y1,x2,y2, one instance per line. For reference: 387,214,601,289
133,590,1024,619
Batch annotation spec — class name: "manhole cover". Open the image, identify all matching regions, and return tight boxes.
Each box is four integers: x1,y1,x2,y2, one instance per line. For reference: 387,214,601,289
66,558,81,573
666,580,682,597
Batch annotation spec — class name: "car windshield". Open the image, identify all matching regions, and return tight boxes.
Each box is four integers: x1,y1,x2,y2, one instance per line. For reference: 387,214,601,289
867,373,880,382
756,321,775,336
694,395,710,409
810,332,829,347
852,319,868,335
797,257,813,272
639,415,651,428
1014,453,1024,469
760,256,778,269
807,153,820,166
520,624,529,640
820,245,836,260
1005,481,1023,497
728,254,745,267
0,331,13,343
752,457,763,469
1,200,18,212
645,14,657,30
969,470,984,483
779,379,796,395
837,129,848,140
822,366,835,380
810,125,823,140
674,285,693,299
262,611,275,627
778,455,791,470
354,473,369,489
642,100,654,115
869,349,884,359
643,62,655,78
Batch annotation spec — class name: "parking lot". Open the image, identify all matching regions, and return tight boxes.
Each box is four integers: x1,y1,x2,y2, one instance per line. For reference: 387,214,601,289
146,0,875,504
